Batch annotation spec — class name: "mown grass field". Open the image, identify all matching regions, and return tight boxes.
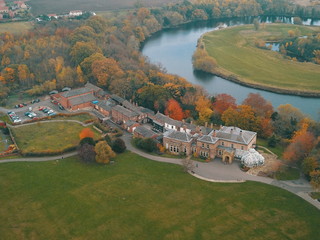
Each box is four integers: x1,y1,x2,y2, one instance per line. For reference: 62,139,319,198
53,113,96,122
11,122,100,154
28,0,180,15
0,21,33,34
202,24,320,93
0,152,319,239
256,138,285,158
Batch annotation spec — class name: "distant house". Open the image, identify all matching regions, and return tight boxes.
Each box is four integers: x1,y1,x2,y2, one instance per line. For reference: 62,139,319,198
0,6,9,13
14,1,27,9
47,14,58,19
133,126,158,139
69,10,83,16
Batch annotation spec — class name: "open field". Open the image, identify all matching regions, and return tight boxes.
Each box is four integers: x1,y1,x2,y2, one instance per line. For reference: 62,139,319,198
52,113,96,123
202,24,320,94
0,152,319,239
0,21,33,34
28,0,180,15
10,122,100,154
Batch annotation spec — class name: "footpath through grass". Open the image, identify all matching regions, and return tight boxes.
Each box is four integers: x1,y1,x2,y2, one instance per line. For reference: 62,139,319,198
202,24,320,94
11,121,100,154
0,152,319,240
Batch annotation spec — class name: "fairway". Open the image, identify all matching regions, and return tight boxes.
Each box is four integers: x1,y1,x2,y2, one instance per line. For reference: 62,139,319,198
10,121,100,154
201,24,320,95
0,21,33,34
28,0,179,15
0,152,319,239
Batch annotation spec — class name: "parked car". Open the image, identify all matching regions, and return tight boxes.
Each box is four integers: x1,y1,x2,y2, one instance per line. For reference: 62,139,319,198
43,108,49,113
49,90,58,95
58,104,65,110
13,118,21,123
48,112,57,116
62,87,71,92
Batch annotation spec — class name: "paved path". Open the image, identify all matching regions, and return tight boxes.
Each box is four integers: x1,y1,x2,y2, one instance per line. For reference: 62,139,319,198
0,151,77,163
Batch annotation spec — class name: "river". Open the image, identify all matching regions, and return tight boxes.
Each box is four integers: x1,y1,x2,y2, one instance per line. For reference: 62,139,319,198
142,17,320,120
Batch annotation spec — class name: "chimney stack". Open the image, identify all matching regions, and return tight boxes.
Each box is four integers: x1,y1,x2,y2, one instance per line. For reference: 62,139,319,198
205,122,208,128
212,129,216,137
210,123,213,129
240,130,243,136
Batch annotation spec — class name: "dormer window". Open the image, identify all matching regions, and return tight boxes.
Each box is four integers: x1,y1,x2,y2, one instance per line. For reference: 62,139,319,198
222,142,224,146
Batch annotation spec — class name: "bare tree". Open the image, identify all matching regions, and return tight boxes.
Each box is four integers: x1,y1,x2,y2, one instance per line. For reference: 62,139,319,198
181,158,195,173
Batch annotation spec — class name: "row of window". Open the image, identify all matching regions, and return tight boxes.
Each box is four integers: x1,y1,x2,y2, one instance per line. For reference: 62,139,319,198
169,145,187,153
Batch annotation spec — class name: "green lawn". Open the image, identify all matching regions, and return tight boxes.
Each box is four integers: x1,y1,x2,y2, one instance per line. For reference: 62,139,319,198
202,24,320,93
256,138,284,158
0,21,33,34
53,113,96,123
10,122,101,154
275,166,300,180
0,152,319,239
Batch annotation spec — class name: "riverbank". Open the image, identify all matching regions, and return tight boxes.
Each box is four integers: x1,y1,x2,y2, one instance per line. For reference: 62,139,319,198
195,24,320,97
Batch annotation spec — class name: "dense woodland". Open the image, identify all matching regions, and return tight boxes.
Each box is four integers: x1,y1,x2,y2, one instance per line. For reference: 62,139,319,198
0,0,319,186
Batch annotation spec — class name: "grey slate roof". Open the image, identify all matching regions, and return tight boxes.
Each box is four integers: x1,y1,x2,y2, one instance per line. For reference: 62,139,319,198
96,100,114,111
85,82,102,92
134,126,158,138
124,120,138,127
163,130,193,142
198,135,218,144
111,94,125,104
139,107,154,115
215,126,256,145
112,105,139,118
153,112,182,128
61,87,92,98
122,100,143,115
69,93,96,106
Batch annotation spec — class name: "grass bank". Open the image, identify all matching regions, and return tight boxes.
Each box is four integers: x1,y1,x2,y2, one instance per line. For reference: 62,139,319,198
0,152,319,239
0,21,33,34
10,121,100,155
199,24,320,96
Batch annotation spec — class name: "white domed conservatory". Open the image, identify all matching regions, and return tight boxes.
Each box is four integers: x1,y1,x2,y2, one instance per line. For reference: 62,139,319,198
240,148,265,168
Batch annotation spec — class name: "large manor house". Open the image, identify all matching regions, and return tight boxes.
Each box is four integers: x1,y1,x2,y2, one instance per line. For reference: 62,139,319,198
51,83,257,163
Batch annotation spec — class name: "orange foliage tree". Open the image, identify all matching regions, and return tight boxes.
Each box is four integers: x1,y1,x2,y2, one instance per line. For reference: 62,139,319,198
165,98,184,121
283,131,316,163
212,93,236,115
79,128,94,140
242,93,273,118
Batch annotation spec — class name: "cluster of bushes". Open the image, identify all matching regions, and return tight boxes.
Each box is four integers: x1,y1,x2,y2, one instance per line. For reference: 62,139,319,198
78,133,126,164
132,137,158,153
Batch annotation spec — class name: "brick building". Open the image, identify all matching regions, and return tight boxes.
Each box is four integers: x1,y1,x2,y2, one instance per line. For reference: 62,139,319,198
163,126,257,163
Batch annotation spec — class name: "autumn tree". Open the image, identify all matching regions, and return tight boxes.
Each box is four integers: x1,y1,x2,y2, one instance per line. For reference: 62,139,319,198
272,104,305,139
111,138,126,153
70,41,101,66
242,93,273,118
310,170,320,190
195,96,213,125
79,128,94,140
212,93,237,115
91,58,124,87
222,105,260,132
95,141,116,164
165,98,184,121
78,143,96,163
283,131,316,163
302,156,318,179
